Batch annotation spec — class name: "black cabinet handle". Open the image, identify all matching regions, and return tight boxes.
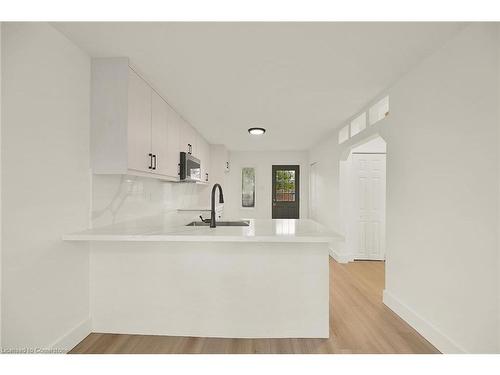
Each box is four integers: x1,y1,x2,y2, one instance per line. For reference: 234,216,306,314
205,173,208,182
153,154,157,170
188,144,192,154
148,153,153,169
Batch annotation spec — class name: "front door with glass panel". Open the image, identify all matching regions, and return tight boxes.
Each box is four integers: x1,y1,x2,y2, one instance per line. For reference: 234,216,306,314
272,165,299,219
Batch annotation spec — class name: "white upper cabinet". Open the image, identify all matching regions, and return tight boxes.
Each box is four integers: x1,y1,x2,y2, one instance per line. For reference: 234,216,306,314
197,133,210,183
151,90,170,177
179,118,197,157
165,103,181,178
91,57,206,182
223,147,230,173
127,68,152,173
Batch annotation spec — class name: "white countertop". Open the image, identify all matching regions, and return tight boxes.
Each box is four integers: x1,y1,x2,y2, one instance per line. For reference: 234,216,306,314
63,215,342,243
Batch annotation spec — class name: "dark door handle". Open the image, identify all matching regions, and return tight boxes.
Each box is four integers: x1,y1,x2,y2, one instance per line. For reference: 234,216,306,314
188,144,192,154
148,153,153,169
152,154,157,170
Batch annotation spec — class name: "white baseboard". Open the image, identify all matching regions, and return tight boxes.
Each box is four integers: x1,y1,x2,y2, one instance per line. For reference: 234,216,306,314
382,290,466,354
49,317,92,353
329,248,352,263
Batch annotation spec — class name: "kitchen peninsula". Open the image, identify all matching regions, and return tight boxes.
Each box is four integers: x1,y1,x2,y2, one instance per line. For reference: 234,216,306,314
64,216,342,338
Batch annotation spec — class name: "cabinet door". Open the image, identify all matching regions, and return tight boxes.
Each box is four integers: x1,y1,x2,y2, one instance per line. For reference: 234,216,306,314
197,134,210,183
165,104,180,178
204,143,211,182
179,118,197,156
223,147,230,173
127,68,152,172
151,90,169,176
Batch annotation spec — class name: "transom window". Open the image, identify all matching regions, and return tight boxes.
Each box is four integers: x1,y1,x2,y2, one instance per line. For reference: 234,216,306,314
338,124,350,144
369,96,389,125
337,95,389,144
350,112,366,137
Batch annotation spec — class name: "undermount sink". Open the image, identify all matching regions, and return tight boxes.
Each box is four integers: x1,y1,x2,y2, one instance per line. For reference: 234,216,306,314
186,220,250,227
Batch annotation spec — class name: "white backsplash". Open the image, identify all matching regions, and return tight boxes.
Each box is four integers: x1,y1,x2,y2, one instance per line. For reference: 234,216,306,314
91,174,209,228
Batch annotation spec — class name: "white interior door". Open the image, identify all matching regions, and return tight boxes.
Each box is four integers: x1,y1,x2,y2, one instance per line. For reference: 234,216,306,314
352,153,386,260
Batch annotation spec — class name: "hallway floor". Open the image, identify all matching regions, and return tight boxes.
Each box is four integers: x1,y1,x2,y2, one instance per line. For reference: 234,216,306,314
69,259,439,354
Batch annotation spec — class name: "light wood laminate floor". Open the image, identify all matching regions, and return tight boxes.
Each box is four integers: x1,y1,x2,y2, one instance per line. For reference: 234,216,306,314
69,259,439,354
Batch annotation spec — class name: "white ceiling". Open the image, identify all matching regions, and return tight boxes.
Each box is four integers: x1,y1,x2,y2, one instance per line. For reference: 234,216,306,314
54,22,465,151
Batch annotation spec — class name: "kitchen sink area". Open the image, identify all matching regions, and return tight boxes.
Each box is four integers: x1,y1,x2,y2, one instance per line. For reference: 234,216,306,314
186,220,250,227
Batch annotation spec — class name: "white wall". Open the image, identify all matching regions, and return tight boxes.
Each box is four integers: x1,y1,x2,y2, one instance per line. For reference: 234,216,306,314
91,174,206,228
309,138,344,235
498,24,500,355
1,23,91,351
351,136,386,153
309,23,499,353
0,21,3,348
224,151,309,219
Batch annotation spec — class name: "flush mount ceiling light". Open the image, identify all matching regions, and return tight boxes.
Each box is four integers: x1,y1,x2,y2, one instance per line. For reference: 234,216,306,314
248,127,266,135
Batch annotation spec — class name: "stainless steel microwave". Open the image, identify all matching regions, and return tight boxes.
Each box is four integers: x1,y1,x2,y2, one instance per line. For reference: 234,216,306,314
179,152,201,181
